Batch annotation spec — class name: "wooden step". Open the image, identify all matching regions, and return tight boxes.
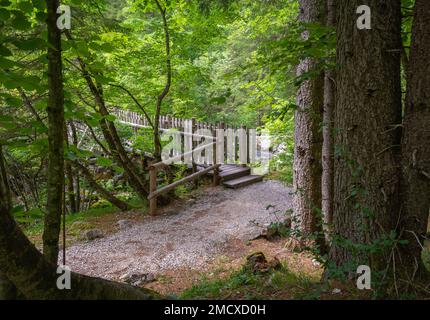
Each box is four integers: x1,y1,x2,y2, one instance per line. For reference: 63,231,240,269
206,165,232,175
220,164,242,171
223,175,264,189
219,166,251,182
201,164,232,175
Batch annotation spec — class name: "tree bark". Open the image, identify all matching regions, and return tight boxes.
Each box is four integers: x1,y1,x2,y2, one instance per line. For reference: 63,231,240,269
322,0,336,236
292,0,327,253
399,0,430,280
76,58,149,199
64,31,149,200
329,0,402,274
43,0,65,265
0,145,20,300
154,0,172,161
0,273,20,300
0,146,161,300
72,161,132,212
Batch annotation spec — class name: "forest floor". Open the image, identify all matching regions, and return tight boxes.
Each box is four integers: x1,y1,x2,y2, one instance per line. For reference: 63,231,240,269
39,179,365,299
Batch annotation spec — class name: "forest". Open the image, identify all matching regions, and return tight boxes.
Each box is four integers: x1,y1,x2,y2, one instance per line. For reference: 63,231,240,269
0,0,429,302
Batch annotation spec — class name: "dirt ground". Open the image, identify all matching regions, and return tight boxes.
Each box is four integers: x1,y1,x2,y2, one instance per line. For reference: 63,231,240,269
64,180,316,294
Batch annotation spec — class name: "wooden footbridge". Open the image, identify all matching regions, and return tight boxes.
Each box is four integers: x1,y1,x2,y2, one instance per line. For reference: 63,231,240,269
74,108,267,215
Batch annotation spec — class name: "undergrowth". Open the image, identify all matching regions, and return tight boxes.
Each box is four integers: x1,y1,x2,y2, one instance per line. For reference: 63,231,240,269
181,262,321,300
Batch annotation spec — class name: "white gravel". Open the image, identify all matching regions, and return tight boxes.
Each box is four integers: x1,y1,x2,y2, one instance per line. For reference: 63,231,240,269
65,180,293,280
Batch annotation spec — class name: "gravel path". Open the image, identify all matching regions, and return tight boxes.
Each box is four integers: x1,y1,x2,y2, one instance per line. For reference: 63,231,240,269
66,180,293,280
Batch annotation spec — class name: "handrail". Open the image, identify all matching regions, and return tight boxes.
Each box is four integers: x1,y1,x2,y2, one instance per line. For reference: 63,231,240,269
148,164,220,200
148,162,220,215
150,142,216,169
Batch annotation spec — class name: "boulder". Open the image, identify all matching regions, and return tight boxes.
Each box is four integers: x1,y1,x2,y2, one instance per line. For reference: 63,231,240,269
84,228,104,241
116,219,133,230
244,252,282,274
120,273,156,286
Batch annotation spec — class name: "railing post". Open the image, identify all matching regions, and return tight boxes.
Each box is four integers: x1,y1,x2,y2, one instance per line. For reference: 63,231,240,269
218,122,225,165
212,125,220,186
191,118,198,189
149,165,157,215
240,125,247,167
212,165,220,187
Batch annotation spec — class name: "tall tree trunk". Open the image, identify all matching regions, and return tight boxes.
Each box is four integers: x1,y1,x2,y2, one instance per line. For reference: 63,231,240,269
154,0,171,161
398,0,430,281
0,273,19,300
0,145,20,300
43,0,65,265
64,31,149,200
322,0,336,236
76,58,149,199
329,0,402,275
292,0,327,253
0,146,160,300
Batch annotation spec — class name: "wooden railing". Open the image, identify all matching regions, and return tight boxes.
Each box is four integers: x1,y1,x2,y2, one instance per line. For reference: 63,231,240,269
113,108,260,215
114,108,225,131
113,108,257,165
70,109,265,215
148,141,221,215
148,162,220,215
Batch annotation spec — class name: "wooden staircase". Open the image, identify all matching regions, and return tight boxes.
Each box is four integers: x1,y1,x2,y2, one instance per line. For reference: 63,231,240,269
207,164,263,189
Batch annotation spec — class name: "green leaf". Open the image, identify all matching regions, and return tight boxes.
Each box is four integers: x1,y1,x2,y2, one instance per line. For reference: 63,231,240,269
74,41,90,57
0,8,10,20
0,44,12,56
86,118,99,127
93,74,115,85
20,76,44,91
105,114,116,122
96,157,113,167
11,11,31,30
210,96,226,105
0,56,17,68
11,205,25,214
32,0,45,10
5,96,21,106
113,166,124,174
0,0,11,6
0,120,16,130
0,114,14,122
17,1,33,14
12,38,46,51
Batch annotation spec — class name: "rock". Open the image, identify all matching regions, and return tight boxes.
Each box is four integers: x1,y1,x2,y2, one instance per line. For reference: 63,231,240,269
244,252,282,274
120,273,156,286
116,219,133,230
332,288,341,294
311,259,321,267
84,228,104,241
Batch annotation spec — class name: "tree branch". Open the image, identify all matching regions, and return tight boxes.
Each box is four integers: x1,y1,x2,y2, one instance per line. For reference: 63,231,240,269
108,84,154,129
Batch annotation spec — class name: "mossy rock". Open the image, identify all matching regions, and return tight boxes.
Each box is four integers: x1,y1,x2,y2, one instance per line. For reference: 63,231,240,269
68,221,93,237
244,252,282,274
